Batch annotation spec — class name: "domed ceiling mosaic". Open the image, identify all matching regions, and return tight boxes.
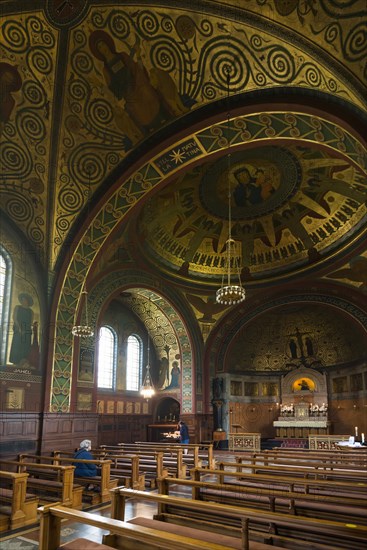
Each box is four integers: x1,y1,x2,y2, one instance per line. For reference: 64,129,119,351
138,141,366,285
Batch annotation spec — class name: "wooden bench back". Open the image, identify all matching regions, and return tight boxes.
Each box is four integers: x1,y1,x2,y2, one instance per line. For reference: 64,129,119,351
231,455,367,472
133,441,215,468
155,474,367,525
111,487,367,550
38,503,238,550
1,458,74,475
190,466,367,496
250,449,367,464
19,453,114,503
106,445,186,477
1,459,77,508
217,459,367,482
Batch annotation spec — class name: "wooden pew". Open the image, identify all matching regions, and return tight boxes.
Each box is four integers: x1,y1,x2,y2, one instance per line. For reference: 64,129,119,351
191,466,367,499
106,443,188,478
100,453,145,490
109,441,214,470
92,447,166,488
108,452,166,489
0,470,39,531
217,459,367,483
233,453,367,472
134,441,216,469
97,447,170,488
0,459,82,509
52,450,145,490
110,487,367,550
50,453,118,504
251,449,367,465
156,474,367,525
120,444,188,478
38,503,241,550
148,444,204,470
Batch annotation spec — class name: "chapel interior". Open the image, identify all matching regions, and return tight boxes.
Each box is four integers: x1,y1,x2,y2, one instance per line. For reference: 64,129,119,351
0,0,366,545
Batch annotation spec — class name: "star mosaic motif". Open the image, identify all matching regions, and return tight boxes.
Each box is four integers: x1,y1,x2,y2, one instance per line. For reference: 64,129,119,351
170,148,186,164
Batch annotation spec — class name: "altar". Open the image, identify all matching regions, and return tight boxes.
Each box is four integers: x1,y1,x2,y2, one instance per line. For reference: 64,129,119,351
273,419,331,438
274,366,331,438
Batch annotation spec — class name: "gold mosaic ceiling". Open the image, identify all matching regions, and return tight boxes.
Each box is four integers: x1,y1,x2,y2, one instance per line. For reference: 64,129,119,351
138,140,366,283
0,0,366,290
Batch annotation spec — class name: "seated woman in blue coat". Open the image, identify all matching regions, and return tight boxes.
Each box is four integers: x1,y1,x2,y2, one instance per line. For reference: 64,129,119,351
73,439,98,490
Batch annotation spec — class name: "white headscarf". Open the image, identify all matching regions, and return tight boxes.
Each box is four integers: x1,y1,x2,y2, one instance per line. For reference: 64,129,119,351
80,439,91,450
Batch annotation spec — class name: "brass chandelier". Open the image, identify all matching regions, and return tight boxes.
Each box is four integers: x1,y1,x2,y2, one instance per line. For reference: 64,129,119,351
140,333,155,399
72,286,94,338
216,68,245,306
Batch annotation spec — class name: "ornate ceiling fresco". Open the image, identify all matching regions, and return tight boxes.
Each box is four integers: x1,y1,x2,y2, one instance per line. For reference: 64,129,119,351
1,0,365,272
0,1,366,412
138,139,366,283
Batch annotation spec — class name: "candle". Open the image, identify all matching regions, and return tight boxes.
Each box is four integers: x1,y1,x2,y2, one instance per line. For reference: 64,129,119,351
355,426,358,437
362,433,365,444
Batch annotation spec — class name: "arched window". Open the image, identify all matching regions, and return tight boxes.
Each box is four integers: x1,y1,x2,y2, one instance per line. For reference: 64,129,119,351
126,334,142,391
0,247,12,365
97,326,116,389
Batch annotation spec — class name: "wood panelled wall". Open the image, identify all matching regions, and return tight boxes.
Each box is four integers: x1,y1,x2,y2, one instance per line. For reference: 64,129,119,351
98,414,152,446
40,413,100,454
0,413,40,457
0,413,100,458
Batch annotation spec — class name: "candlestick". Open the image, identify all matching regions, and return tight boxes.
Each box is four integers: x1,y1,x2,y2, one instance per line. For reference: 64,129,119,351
355,426,358,437
362,433,365,444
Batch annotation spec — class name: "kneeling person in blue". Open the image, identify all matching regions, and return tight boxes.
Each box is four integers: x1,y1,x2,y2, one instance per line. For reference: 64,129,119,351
73,439,98,490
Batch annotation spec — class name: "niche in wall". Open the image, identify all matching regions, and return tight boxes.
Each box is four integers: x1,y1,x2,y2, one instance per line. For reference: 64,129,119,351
155,397,180,422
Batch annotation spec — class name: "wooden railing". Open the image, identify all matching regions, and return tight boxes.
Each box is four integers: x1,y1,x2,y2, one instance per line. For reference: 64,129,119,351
228,432,261,452
308,434,352,450
110,487,367,550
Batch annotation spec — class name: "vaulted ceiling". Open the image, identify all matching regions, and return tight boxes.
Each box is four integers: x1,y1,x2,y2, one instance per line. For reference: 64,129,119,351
1,1,366,381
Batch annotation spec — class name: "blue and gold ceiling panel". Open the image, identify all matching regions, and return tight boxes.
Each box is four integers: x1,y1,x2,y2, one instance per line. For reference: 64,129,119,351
0,11,58,256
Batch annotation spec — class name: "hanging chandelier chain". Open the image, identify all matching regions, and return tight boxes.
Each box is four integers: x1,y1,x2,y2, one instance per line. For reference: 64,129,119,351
72,169,95,338
141,320,155,399
83,288,90,326
216,65,246,306
72,285,94,338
